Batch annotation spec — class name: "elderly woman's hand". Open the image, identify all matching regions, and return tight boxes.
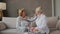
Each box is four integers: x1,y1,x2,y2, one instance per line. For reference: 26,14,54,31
29,27,39,32
33,27,39,32
29,27,35,32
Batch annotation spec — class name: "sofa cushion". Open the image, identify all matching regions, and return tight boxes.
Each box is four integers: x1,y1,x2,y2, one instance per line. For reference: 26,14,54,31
49,28,57,32
2,17,17,29
56,20,60,30
1,29,19,34
50,30,60,34
0,21,7,31
1,29,28,34
47,17,58,28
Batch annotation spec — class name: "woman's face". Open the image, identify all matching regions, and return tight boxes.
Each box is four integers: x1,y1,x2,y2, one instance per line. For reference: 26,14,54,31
35,10,40,15
35,7,42,15
21,11,26,17
35,10,42,15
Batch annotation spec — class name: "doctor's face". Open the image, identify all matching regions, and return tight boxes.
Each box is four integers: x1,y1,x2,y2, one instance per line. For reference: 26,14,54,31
21,11,26,18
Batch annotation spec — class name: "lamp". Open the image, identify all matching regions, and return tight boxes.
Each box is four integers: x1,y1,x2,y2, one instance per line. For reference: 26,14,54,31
0,2,6,21
0,2,6,10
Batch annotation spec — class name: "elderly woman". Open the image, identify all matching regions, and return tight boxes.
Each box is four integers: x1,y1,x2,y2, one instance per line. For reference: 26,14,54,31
27,6,49,34
16,8,29,33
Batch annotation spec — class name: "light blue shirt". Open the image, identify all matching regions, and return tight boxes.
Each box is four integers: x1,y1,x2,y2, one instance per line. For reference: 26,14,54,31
27,14,49,34
16,16,29,33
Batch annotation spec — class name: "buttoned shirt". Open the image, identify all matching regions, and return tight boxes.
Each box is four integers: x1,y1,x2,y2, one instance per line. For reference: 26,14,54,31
27,14,49,34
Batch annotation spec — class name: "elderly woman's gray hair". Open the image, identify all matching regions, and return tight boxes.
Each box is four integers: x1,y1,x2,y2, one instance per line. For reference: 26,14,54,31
35,6,43,13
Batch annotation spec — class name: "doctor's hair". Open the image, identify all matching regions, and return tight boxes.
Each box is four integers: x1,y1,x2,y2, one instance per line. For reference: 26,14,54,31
17,8,26,16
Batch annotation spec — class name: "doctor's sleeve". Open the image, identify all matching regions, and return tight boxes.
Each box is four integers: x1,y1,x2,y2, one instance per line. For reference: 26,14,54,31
27,16,37,22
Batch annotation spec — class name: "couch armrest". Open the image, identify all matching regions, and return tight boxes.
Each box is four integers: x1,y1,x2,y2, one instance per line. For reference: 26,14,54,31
56,20,60,30
49,28,57,32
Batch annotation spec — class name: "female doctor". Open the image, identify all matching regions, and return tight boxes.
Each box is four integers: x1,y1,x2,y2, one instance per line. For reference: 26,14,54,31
16,8,29,33
27,6,49,34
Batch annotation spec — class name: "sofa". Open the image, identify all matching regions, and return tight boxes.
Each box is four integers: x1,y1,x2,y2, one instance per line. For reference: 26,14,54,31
0,17,60,34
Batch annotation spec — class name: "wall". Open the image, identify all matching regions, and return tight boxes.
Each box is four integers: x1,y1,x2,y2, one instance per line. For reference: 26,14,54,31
7,0,52,17
55,0,60,17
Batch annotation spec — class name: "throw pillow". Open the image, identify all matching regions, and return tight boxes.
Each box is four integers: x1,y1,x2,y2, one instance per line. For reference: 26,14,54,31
0,22,7,31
